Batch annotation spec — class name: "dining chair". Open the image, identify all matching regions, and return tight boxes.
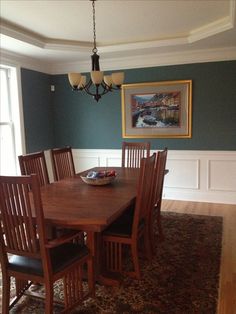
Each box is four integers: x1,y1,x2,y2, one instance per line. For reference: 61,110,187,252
50,146,86,240
102,153,156,279
18,151,50,188
0,174,95,314
51,146,76,181
121,141,151,168
149,148,168,252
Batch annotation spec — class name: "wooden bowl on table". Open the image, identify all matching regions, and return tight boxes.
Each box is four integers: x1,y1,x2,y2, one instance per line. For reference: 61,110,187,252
80,170,117,186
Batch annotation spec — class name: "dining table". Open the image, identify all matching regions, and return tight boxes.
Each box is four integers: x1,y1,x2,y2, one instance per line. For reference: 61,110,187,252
40,166,140,285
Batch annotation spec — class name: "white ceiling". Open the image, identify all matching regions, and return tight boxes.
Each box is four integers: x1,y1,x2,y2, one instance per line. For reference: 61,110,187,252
0,0,236,74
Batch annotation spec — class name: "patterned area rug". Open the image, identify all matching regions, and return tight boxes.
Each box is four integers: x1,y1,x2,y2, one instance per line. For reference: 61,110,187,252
0,212,223,314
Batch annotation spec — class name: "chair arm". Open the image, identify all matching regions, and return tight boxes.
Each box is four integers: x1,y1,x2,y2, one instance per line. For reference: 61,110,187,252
45,230,83,248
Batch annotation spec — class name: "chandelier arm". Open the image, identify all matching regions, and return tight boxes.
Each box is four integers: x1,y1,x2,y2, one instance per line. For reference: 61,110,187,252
111,85,122,90
83,79,93,90
101,81,112,91
101,81,121,91
98,84,112,96
82,82,111,97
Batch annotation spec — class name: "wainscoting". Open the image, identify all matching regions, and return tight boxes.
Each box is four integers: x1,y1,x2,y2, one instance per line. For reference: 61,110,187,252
45,149,236,205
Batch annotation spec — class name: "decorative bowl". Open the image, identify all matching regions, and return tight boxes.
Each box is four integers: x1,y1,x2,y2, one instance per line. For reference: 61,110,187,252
80,174,117,186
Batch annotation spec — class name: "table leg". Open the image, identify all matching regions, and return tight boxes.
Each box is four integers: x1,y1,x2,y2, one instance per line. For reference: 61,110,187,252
86,231,100,278
86,231,121,286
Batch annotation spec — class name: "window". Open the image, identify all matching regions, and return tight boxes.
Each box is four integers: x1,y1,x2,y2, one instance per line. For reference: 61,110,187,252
0,65,25,175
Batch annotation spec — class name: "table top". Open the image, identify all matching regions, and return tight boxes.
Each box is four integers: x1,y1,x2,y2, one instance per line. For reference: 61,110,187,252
40,167,139,232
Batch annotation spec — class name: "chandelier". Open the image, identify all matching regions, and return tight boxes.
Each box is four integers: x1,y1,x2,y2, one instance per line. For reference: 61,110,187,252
68,0,125,102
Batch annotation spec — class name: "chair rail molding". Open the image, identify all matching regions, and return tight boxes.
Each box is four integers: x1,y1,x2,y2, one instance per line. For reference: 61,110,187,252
45,149,236,205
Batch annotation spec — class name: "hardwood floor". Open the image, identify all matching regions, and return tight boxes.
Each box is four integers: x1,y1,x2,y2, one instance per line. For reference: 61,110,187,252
162,200,236,314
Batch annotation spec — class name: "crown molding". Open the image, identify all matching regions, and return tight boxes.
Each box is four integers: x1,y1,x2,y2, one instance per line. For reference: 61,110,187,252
1,46,236,75
189,0,235,43
188,16,233,43
0,49,51,73
0,20,45,48
0,20,93,52
99,37,188,53
51,46,236,74
1,1,235,55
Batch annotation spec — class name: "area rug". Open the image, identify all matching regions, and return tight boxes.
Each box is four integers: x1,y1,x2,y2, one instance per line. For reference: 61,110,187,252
0,212,223,314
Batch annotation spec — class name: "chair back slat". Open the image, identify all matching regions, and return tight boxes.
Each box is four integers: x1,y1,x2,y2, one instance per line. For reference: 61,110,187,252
51,147,75,181
0,175,44,258
18,151,50,188
122,142,150,168
153,148,168,205
132,153,156,237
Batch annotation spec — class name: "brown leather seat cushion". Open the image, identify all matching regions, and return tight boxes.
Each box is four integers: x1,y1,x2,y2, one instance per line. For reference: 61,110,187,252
103,205,137,237
9,243,89,276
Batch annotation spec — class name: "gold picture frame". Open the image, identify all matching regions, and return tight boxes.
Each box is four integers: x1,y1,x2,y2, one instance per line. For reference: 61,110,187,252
121,80,192,138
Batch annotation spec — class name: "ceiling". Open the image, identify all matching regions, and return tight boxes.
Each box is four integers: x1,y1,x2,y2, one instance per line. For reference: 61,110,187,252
0,0,236,74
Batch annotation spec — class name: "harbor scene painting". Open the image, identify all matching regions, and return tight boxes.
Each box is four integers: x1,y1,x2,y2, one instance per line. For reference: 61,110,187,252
121,80,192,138
131,91,181,128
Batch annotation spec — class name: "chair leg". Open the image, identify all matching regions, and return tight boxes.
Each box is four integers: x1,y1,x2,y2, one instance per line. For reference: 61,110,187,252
150,205,164,255
157,214,164,241
156,203,164,241
131,243,141,279
44,280,54,314
87,258,95,297
149,207,156,255
144,227,153,261
2,272,10,314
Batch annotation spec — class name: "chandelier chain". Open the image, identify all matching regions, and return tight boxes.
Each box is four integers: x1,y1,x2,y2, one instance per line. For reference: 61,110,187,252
92,0,97,53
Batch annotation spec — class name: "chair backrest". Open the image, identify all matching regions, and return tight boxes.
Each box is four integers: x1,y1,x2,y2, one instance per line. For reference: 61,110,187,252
121,142,151,168
51,146,76,181
0,174,47,261
18,151,50,188
153,148,168,206
132,153,156,237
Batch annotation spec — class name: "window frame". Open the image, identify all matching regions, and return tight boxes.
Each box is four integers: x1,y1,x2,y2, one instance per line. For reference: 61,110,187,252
0,64,26,175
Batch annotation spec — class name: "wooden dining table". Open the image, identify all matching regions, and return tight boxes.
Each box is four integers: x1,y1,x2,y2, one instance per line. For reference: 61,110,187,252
40,166,140,285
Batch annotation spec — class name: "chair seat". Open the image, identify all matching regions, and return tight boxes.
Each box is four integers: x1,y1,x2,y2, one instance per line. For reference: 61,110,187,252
102,204,134,237
9,243,89,276
103,206,146,238
104,220,132,238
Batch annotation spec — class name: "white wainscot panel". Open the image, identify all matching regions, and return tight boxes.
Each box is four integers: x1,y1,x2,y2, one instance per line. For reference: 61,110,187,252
72,149,122,172
71,149,236,204
45,150,54,183
74,156,100,173
106,157,122,167
208,160,236,192
165,159,199,189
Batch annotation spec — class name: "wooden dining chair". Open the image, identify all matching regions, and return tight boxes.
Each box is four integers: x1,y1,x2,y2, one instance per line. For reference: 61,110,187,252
149,148,168,252
51,146,76,181
50,146,86,240
18,151,50,187
121,141,151,168
102,153,156,279
0,174,95,314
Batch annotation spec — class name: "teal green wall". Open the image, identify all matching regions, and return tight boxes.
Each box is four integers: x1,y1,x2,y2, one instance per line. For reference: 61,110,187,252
21,60,236,152
21,68,54,153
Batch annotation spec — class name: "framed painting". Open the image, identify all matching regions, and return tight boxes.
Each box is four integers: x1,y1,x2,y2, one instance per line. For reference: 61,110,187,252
121,80,192,138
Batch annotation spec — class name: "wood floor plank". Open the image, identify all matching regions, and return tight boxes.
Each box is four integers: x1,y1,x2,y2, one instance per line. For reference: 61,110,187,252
162,200,236,314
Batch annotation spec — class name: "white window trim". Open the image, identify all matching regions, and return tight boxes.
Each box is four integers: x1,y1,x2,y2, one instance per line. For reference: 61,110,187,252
0,62,26,174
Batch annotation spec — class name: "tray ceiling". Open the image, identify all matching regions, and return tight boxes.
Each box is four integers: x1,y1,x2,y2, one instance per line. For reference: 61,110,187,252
0,0,236,73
